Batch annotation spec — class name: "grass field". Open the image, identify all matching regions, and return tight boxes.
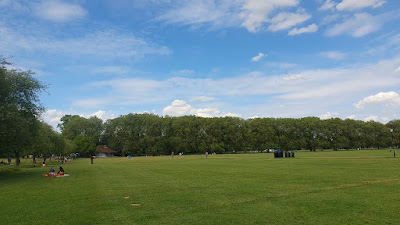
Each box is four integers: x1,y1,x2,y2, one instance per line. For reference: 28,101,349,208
1,150,400,225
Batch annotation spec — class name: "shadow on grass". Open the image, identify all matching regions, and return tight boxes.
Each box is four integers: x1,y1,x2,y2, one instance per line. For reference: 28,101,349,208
0,165,20,174
0,165,44,184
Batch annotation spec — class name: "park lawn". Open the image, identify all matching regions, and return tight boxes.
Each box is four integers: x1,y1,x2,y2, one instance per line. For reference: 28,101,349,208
1,150,400,225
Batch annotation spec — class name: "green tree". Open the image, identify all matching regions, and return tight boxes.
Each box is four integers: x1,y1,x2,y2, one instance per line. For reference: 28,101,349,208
31,121,69,159
0,58,46,165
59,115,103,145
299,117,322,151
98,113,397,155
74,135,96,156
386,120,400,147
31,122,55,158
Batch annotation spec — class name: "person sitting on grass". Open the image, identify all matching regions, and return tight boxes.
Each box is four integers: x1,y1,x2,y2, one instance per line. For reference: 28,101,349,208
49,166,56,176
57,166,64,176
41,161,46,167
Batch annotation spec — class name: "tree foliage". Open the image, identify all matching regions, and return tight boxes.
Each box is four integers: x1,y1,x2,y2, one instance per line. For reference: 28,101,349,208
59,115,103,145
74,135,96,156
31,121,72,157
91,114,400,156
0,58,46,164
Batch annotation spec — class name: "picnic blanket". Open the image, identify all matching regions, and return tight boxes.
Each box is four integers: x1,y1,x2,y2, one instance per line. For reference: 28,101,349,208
43,174,69,177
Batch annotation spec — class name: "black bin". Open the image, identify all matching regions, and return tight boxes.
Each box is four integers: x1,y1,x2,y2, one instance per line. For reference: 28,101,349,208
274,150,283,158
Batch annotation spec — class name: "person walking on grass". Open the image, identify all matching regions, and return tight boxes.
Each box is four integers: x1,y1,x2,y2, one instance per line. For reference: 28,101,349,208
90,155,94,164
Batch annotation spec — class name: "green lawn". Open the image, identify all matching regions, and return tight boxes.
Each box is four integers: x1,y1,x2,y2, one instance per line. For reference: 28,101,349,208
1,150,400,225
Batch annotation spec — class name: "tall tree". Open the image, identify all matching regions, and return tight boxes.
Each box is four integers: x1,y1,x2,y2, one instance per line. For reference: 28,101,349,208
30,121,70,159
59,115,104,145
0,58,46,165
74,135,96,156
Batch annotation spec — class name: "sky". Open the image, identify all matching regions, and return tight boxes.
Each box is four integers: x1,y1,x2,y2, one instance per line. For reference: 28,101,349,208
1,0,400,128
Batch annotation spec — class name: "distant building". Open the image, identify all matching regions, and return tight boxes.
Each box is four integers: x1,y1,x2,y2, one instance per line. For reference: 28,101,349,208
95,145,117,157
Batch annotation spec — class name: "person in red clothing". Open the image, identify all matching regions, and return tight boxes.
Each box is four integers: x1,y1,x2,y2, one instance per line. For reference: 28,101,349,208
57,166,64,175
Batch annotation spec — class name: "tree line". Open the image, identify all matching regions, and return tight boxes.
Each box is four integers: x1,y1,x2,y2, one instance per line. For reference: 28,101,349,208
2,57,400,164
58,113,400,156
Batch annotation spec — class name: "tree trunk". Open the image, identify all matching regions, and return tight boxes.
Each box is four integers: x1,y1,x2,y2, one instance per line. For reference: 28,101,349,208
15,152,20,166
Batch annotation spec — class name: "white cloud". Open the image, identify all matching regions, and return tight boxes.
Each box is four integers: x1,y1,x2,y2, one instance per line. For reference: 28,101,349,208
354,91,400,109
190,96,215,102
55,30,171,58
336,0,386,11
33,0,87,22
223,112,242,118
162,100,238,118
163,100,193,117
321,14,341,25
366,33,400,56
283,73,307,81
348,115,389,123
0,25,171,60
396,66,400,72
158,0,300,33
363,115,380,122
158,0,240,29
78,56,400,122
86,56,400,104
42,108,116,130
326,13,382,37
87,110,115,121
268,11,311,32
288,23,318,36
251,52,266,62
240,0,299,32
320,112,339,120
41,109,64,130
191,107,221,118
43,109,63,123
247,115,260,119
347,115,356,120
319,51,346,60
278,58,400,100
319,0,336,11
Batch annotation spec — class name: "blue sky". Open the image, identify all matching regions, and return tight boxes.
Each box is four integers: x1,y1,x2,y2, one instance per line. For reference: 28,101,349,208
1,0,400,128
